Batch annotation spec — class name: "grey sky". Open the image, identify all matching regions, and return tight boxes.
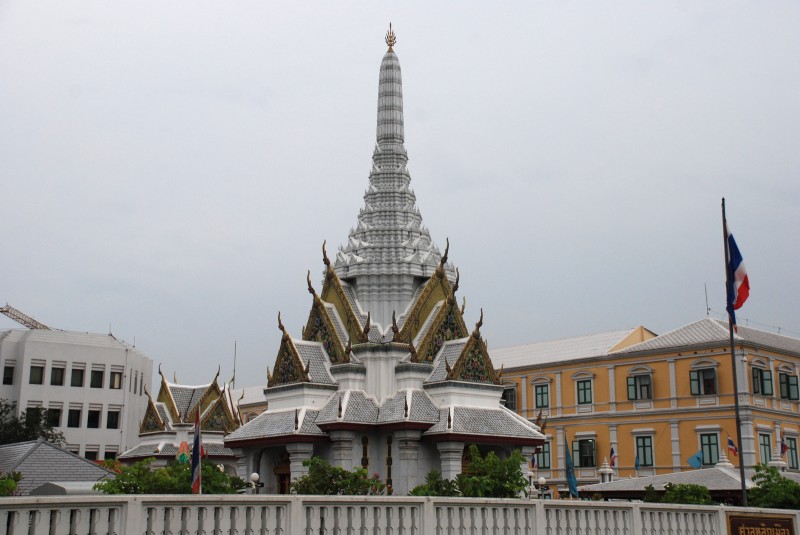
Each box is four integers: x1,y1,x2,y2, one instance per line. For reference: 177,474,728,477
2,2,798,388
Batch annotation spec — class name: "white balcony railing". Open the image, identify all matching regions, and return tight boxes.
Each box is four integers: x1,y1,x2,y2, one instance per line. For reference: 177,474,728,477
1,494,797,535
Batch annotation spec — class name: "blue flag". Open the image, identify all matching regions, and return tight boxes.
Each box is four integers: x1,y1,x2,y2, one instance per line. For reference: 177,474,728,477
687,449,703,469
635,455,640,471
564,442,579,498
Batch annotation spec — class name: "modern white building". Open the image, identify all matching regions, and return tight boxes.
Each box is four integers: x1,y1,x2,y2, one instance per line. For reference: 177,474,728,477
0,320,153,460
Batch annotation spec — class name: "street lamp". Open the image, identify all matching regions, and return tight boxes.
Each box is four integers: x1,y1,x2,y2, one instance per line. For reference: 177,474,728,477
250,472,264,494
537,476,547,499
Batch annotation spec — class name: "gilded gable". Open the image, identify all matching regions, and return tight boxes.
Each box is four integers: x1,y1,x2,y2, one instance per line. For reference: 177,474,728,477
397,269,453,344
202,399,237,433
303,297,349,364
320,265,368,344
140,399,166,434
414,298,469,363
268,333,310,387
449,323,499,385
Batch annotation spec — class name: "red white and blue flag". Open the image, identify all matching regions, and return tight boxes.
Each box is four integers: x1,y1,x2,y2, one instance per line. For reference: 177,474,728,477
725,226,750,328
781,439,788,458
191,410,202,494
728,436,739,457
610,447,618,468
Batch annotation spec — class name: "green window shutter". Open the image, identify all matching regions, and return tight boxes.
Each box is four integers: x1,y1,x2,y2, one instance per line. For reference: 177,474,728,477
764,371,774,396
790,376,799,400
627,377,637,400
572,441,580,468
780,374,789,398
752,368,760,395
690,370,700,395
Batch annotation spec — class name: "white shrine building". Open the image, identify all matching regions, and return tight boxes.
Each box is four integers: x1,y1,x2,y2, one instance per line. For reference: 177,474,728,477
224,27,545,495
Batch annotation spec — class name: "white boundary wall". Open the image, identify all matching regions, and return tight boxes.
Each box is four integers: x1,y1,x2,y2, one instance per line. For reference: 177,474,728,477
1,495,798,534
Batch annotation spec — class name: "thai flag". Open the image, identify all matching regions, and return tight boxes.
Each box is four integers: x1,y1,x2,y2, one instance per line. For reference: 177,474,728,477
726,227,750,327
191,410,202,494
532,454,538,470
728,436,739,457
781,439,788,458
610,447,618,468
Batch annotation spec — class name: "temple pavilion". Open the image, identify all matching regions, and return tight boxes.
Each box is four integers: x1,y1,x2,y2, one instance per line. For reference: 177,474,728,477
224,26,545,495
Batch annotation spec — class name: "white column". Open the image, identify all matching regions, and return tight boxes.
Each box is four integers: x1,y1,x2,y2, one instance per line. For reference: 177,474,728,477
396,430,422,494
668,359,677,408
329,431,356,470
437,441,464,480
555,372,562,417
670,420,681,472
607,366,616,411
286,443,314,481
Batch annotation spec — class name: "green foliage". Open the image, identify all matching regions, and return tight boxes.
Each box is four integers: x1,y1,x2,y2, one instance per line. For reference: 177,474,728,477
409,470,459,496
0,398,64,446
0,472,22,496
660,483,713,505
93,458,247,495
411,445,528,498
748,464,800,510
290,457,385,495
642,484,660,503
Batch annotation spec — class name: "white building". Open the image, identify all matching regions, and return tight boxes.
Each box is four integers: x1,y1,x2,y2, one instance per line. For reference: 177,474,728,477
0,322,153,460
224,27,545,495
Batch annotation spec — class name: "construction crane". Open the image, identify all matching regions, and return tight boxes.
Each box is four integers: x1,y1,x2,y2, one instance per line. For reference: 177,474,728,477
0,304,50,330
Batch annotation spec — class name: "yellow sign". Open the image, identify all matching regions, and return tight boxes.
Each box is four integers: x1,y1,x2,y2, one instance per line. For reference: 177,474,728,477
727,513,795,535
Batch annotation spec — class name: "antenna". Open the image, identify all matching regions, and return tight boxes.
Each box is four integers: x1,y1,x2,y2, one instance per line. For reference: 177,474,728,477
704,283,710,316
233,341,237,389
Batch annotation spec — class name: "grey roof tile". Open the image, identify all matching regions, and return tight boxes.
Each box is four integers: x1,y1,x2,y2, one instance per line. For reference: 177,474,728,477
120,442,235,459
424,407,542,440
225,409,324,441
295,341,335,384
324,304,351,347
413,301,443,345
426,340,467,383
377,390,438,423
339,281,368,326
396,285,427,330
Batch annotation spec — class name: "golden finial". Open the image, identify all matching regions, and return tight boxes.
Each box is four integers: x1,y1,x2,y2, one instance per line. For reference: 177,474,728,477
322,240,330,267
385,23,396,51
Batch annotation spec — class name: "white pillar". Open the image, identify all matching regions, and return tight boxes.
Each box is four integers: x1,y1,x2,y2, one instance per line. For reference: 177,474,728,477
396,430,422,494
437,441,464,480
286,443,314,481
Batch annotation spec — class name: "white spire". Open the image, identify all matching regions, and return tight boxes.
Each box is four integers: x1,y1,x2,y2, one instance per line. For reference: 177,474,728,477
334,27,455,328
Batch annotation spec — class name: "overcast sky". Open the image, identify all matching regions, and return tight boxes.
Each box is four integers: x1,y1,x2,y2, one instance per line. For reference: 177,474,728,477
2,2,798,389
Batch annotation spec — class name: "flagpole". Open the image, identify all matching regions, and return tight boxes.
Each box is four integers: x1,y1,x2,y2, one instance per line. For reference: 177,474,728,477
722,197,748,506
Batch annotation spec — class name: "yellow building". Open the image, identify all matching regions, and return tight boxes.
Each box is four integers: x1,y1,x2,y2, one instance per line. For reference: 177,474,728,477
491,318,800,495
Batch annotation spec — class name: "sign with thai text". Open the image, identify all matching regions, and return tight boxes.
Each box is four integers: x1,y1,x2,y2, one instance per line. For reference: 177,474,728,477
727,513,795,535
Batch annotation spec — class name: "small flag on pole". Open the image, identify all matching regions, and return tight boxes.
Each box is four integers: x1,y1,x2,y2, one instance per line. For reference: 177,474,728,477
725,225,750,329
610,447,618,468
687,449,703,469
191,410,202,494
781,439,788,458
728,436,739,457
635,455,641,472
564,441,579,498
532,453,538,470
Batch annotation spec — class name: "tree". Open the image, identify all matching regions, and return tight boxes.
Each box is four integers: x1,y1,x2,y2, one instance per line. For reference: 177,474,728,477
0,399,64,446
94,458,247,495
660,483,713,505
412,445,528,498
642,484,660,503
290,457,386,495
0,472,22,497
748,464,800,510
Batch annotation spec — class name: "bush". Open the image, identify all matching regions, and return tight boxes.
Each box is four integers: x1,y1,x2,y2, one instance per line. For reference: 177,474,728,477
412,445,528,498
94,458,247,494
0,472,22,496
0,398,64,446
749,464,800,510
660,483,713,505
290,457,385,495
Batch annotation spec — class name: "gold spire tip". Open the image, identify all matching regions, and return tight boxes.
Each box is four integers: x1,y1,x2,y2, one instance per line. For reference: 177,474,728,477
385,23,396,51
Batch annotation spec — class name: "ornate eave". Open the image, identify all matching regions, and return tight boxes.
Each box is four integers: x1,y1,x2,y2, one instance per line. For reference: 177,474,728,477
413,288,468,363
319,243,368,346
185,375,222,424
268,315,311,388
201,395,239,434
446,313,500,385
139,390,167,434
303,295,350,365
156,365,180,423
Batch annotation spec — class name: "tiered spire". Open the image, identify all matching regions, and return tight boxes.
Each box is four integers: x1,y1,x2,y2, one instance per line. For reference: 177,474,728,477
335,25,455,327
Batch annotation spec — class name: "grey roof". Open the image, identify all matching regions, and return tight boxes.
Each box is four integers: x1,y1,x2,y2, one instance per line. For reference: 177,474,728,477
491,328,641,369
225,409,324,441
339,280,368,326
579,465,762,493
167,384,207,418
294,341,335,384
119,442,236,459
367,327,395,344
0,440,113,495
426,340,467,383
324,303,351,347
424,407,543,440
155,404,171,427
617,318,800,356
396,284,427,330
377,390,439,423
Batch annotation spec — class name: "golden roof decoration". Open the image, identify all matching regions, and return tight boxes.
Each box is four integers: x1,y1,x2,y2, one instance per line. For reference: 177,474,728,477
385,23,396,51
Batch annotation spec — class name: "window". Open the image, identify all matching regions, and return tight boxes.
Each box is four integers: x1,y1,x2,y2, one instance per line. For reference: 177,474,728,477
3,366,13,385
87,410,101,428
572,439,596,468
109,371,123,389
627,375,652,400
71,368,85,387
535,442,551,469
46,408,62,427
787,437,799,470
104,451,117,460
700,434,719,466
502,387,517,410
29,365,44,385
67,409,81,428
84,451,98,461
780,373,799,400
752,367,774,396
635,436,654,467
50,367,65,386
90,370,104,389
577,380,592,405
759,434,772,464
107,410,120,429
535,384,549,408
690,368,717,395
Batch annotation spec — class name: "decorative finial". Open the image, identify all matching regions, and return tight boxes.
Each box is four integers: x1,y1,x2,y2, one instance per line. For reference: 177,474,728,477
461,296,466,316
473,308,484,338
307,270,316,296
278,311,286,333
345,337,352,355
363,311,371,336
445,357,452,375
497,364,504,379
447,409,452,429
294,408,299,430
391,311,399,335
404,395,409,418
338,395,343,418
452,267,460,294
173,371,177,383
385,23,396,51
440,238,449,267
267,366,272,383
213,365,220,384
322,240,330,267
408,340,417,359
